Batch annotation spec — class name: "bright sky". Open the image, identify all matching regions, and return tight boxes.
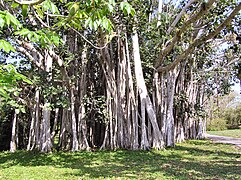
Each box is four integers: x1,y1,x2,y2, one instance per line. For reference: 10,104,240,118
232,82,240,94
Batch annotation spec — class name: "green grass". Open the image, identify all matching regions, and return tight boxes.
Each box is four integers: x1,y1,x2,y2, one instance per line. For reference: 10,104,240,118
207,129,241,138
0,140,240,180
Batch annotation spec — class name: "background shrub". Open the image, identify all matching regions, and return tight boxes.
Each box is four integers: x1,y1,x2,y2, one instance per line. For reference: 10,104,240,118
207,118,227,131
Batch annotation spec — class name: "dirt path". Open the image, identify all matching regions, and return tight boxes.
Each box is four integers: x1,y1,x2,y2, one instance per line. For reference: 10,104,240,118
206,134,241,148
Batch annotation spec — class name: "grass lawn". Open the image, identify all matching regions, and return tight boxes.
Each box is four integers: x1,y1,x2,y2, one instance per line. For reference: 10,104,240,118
207,129,241,138
0,140,240,180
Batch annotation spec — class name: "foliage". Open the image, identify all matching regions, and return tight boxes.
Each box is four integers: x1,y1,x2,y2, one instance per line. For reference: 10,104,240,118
223,105,241,129
84,95,108,123
0,64,32,111
207,117,228,131
0,4,33,113
207,92,241,130
206,92,239,130
0,140,240,179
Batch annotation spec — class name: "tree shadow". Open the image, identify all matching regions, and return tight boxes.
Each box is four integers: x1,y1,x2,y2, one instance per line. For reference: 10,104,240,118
0,140,240,179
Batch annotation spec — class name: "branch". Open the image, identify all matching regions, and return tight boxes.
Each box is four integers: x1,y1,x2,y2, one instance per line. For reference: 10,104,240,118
156,2,241,73
68,26,112,50
226,58,239,67
48,49,71,83
200,2,241,43
31,11,66,31
31,8,49,28
16,40,45,70
156,43,195,72
13,0,45,5
48,49,64,67
16,46,44,70
167,0,198,34
155,0,217,67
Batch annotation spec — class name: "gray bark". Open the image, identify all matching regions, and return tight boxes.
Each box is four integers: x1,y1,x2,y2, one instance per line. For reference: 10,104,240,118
132,30,164,149
35,88,40,149
41,103,52,152
10,110,18,152
166,69,177,147
125,32,138,150
71,85,79,151
40,51,53,153
27,108,35,151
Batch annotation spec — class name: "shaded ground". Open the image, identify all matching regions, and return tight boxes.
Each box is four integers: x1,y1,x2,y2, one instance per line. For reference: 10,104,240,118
0,140,240,179
206,134,241,148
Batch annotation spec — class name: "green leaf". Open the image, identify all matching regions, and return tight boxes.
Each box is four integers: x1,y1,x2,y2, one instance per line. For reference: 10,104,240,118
50,1,59,14
102,18,109,30
69,3,79,17
109,0,115,5
101,18,112,32
35,8,44,19
130,8,135,16
5,13,10,26
13,91,19,97
42,0,59,14
0,16,5,28
5,12,20,27
51,35,60,46
32,32,40,41
92,20,98,31
0,88,9,99
108,4,114,12
15,28,30,36
20,106,26,113
125,4,131,15
120,2,125,10
22,5,28,17
17,73,33,84
0,40,15,53
42,0,50,12
78,10,87,19
27,32,34,40
119,2,134,16
85,17,91,28
11,2,19,8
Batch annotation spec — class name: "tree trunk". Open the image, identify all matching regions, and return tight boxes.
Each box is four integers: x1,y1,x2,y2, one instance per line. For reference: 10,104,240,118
41,103,52,152
196,81,205,139
10,110,18,152
78,42,90,150
71,85,79,151
160,73,167,143
125,33,139,150
132,30,164,149
166,69,177,147
27,108,35,151
40,51,53,153
117,35,126,148
174,63,186,143
27,87,40,151
59,108,67,150
100,40,119,150
35,88,40,150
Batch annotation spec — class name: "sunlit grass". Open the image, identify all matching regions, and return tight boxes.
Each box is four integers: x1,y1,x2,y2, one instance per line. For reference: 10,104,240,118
0,140,240,179
207,129,241,138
